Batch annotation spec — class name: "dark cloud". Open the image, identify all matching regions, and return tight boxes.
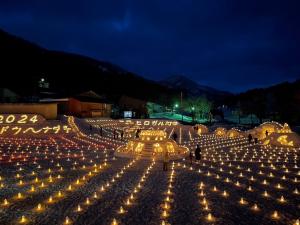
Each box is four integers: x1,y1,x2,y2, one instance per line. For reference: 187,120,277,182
0,0,299,92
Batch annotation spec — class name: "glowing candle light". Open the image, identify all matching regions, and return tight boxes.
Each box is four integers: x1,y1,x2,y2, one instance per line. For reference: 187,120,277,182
252,203,259,211
262,179,267,185
272,211,279,219
162,210,168,217
77,204,82,212
3,199,9,206
30,186,35,192
204,204,209,211
64,216,71,224
239,198,247,205
164,202,169,209
119,206,124,214
37,203,42,211
278,196,285,203
207,213,213,221
111,218,118,225
20,215,26,223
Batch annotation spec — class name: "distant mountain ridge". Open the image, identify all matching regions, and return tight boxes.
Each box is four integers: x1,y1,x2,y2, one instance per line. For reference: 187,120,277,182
0,28,176,104
0,28,233,104
161,75,232,101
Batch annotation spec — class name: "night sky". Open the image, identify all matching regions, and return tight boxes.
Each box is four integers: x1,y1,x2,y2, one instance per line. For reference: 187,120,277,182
0,0,299,92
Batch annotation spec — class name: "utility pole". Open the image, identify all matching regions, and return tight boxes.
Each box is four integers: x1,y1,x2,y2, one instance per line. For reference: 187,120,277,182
181,91,183,122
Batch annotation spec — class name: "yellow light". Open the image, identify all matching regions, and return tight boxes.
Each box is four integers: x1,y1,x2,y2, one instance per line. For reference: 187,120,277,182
77,205,82,212
164,202,169,209
239,198,247,205
37,203,42,211
271,211,279,219
3,199,9,206
207,213,214,221
93,192,98,199
20,215,26,223
162,210,168,218
111,218,118,225
278,196,286,203
64,216,71,224
119,206,124,214
204,204,209,211
17,192,22,199
252,204,259,211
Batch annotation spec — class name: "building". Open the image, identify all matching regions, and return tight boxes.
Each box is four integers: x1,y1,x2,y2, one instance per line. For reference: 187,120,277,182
41,91,112,118
118,95,148,118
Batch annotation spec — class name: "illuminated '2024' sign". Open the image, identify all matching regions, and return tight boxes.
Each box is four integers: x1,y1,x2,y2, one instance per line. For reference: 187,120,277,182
0,114,42,124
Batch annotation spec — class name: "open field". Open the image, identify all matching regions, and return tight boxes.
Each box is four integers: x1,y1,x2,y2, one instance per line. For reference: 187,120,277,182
0,118,299,225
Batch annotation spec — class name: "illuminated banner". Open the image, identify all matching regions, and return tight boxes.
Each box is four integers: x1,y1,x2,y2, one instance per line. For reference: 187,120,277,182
0,114,44,124
119,119,178,126
0,125,72,135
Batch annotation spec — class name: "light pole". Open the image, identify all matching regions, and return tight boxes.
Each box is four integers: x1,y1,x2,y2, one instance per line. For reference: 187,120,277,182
192,106,195,122
174,103,179,114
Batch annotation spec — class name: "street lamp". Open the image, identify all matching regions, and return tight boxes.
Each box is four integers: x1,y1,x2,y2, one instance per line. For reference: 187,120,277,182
191,107,195,122
173,104,179,113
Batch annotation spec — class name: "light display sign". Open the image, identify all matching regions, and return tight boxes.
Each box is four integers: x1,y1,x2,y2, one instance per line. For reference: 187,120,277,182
119,119,178,126
0,114,44,124
0,114,72,135
0,125,72,135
